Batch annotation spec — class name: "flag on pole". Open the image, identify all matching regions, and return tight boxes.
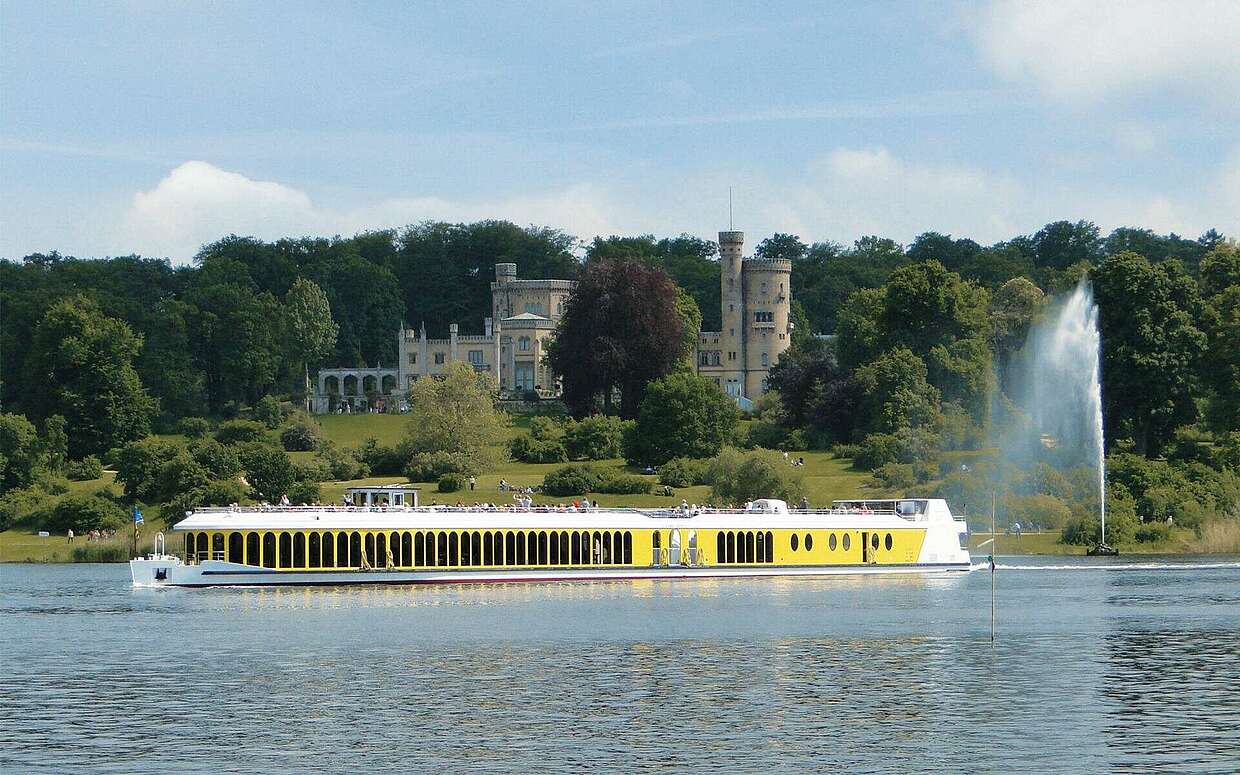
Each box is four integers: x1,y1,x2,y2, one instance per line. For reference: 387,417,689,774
133,506,144,525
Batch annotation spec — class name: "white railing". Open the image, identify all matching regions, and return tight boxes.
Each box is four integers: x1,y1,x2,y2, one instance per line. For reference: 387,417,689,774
187,505,915,520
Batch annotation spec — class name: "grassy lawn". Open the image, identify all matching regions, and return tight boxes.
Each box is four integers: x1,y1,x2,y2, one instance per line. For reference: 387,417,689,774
969,529,1199,556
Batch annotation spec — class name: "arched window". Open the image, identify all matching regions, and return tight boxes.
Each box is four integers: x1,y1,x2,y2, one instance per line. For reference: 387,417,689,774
765,532,774,563
350,532,362,567
726,532,735,564
623,532,633,564
602,531,612,564
483,531,494,565
717,532,725,564
549,531,559,565
746,531,755,563
375,533,387,567
414,532,425,566
472,532,482,567
506,531,517,565
402,532,413,567
246,532,260,566
527,532,538,565
227,532,243,563
448,532,459,566
278,533,292,568
652,531,661,565
365,534,376,568
459,531,470,566
196,533,209,561
493,531,504,565
308,533,320,568
437,532,448,566
613,532,623,564
293,533,306,568
515,532,527,565
560,531,570,565
322,532,335,568
211,533,224,561
263,533,276,568
538,531,548,565
572,532,582,565
755,531,765,563
337,532,349,568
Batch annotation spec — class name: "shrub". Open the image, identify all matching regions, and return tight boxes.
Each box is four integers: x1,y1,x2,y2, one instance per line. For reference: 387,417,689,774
404,450,476,482
1134,521,1174,544
542,464,604,497
37,474,72,495
830,442,863,461
188,439,242,481
624,373,741,466
293,458,331,482
64,455,104,481
44,493,127,535
510,434,567,463
1003,494,1073,531
215,419,268,446
280,420,322,452
318,442,369,481
237,444,296,502
438,473,464,493
853,434,902,469
287,479,322,505
527,416,564,442
176,417,211,438
706,448,805,505
871,463,915,491
658,457,709,488
72,542,129,563
564,415,628,460
596,473,652,495
253,395,286,429
357,438,402,476
0,485,52,531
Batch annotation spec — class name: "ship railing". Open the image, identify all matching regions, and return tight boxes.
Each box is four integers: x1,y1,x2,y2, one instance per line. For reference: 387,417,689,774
186,505,914,520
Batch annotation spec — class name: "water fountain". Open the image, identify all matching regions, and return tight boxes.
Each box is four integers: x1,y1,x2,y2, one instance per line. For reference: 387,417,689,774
1005,280,1115,556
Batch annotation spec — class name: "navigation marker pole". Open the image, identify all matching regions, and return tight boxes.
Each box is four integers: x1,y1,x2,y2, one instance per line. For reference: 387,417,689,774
990,491,996,644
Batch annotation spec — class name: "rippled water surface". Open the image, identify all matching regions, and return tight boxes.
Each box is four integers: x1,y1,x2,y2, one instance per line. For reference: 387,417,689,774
3,558,1239,774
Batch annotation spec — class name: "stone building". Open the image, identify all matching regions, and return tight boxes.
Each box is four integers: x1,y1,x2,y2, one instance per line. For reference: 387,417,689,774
312,230,791,413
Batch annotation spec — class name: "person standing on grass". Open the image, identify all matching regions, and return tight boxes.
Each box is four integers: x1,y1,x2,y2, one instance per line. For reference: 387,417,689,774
67,529,74,543
469,475,476,491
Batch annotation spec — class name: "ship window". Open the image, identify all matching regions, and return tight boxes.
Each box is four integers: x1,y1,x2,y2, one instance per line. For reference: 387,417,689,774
246,532,260,566
402,532,413,567
716,532,725,564
513,532,525,565
350,532,362,567
804,534,813,551
613,531,624,564
449,532,459,567
198,533,210,561
548,531,559,565
211,533,224,561
263,533,276,568
560,531,570,565
756,531,765,562
228,532,243,563
601,531,611,564
493,531,504,566
337,532,349,568
765,532,774,563
790,533,799,552
529,532,539,565
829,533,837,551
413,532,424,566
623,532,633,564
308,533,320,568
378,533,390,568
321,532,334,568
538,531,548,565
843,534,851,552
652,531,661,565
872,533,880,550
293,533,306,568
505,532,516,565
364,534,376,568
726,532,736,564
459,531,471,566
885,533,893,551
745,531,755,563
472,531,482,567
279,532,293,568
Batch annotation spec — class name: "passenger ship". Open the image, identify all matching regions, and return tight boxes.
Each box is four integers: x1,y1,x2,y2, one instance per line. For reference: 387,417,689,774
130,486,972,588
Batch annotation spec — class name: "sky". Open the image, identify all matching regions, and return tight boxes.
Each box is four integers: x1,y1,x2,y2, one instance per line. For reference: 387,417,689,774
2,0,1238,264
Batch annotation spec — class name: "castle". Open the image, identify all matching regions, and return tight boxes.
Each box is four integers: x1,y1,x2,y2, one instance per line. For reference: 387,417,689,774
313,230,791,412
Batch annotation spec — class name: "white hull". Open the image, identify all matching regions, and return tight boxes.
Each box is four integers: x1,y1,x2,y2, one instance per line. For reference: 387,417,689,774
131,557,972,588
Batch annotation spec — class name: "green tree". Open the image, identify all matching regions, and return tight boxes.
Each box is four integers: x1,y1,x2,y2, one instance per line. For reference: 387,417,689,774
23,296,157,458
1199,244,1240,432
624,372,740,466
0,413,44,492
403,362,506,472
239,445,296,502
989,277,1047,385
853,347,942,436
548,257,687,418
754,233,808,262
45,493,127,534
114,438,182,501
1092,252,1208,455
284,278,339,408
563,414,628,460
40,415,68,472
706,447,805,504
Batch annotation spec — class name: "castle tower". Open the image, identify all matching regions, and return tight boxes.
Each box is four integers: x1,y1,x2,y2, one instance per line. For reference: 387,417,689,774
718,230,747,398
741,253,793,398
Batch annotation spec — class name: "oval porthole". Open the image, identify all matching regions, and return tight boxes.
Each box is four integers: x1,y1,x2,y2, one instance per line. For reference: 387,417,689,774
872,533,880,549
843,534,851,551
790,533,799,551
829,533,837,551
805,533,813,551
885,533,893,551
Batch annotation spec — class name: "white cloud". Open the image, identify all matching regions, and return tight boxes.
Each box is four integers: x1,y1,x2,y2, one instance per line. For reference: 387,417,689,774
970,0,1240,103
117,161,624,262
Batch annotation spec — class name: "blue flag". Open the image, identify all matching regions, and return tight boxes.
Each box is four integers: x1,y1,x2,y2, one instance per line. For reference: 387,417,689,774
133,507,144,525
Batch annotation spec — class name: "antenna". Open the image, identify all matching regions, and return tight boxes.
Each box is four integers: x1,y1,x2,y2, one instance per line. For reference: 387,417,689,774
729,187,734,230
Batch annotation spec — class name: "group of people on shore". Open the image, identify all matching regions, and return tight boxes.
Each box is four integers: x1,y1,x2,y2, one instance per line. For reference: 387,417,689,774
66,528,116,543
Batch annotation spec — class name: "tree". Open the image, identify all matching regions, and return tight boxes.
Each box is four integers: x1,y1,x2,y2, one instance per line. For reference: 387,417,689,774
184,281,285,411
45,493,127,534
547,257,687,418
403,362,506,471
706,447,805,504
624,372,740,466
282,279,337,411
0,413,44,492
40,415,68,472
1092,252,1208,455
586,234,722,330
563,414,628,460
23,296,157,458
754,233,808,262
989,277,1047,385
1199,244,1240,432
853,347,942,436
239,445,296,503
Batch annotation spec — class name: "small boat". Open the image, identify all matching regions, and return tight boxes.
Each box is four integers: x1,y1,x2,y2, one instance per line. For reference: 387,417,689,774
130,488,973,588
1086,543,1119,557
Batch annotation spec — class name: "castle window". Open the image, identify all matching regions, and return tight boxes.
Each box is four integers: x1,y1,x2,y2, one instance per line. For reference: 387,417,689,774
761,353,768,366
518,337,531,352
434,353,445,365
408,352,417,365
712,352,720,366
761,282,767,293
468,350,483,365
700,353,709,366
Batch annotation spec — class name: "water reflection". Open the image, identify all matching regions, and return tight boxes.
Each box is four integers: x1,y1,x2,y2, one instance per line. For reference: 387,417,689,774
1,561,1237,774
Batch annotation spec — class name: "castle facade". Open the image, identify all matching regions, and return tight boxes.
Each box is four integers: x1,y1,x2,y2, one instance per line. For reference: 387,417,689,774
313,230,791,412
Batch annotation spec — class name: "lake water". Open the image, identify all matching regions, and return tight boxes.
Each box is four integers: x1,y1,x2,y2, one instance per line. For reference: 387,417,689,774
3,558,1239,774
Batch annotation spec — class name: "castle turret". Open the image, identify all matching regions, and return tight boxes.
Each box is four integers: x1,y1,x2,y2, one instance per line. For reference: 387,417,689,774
495,263,517,283
741,254,793,398
719,231,746,398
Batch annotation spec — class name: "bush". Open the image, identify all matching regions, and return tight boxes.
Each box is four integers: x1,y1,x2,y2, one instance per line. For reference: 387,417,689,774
64,455,103,481
188,439,242,481
404,450,476,482
357,438,403,476
510,434,568,463
1134,521,1174,544
706,448,805,505
0,485,52,531
253,395,286,429
44,493,127,535
280,420,322,452
215,419,268,446
597,473,652,495
871,463,915,491
830,442,863,461
318,442,369,481
853,434,902,470
1003,494,1073,531
71,543,129,563
438,473,465,493
176,417,211,438
527,416,564,442
624,373,741,466
658,457,709,488
542,464,604,497
287,479,322,505
564,415,628,460
237,444,296,502
37,474,71,495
